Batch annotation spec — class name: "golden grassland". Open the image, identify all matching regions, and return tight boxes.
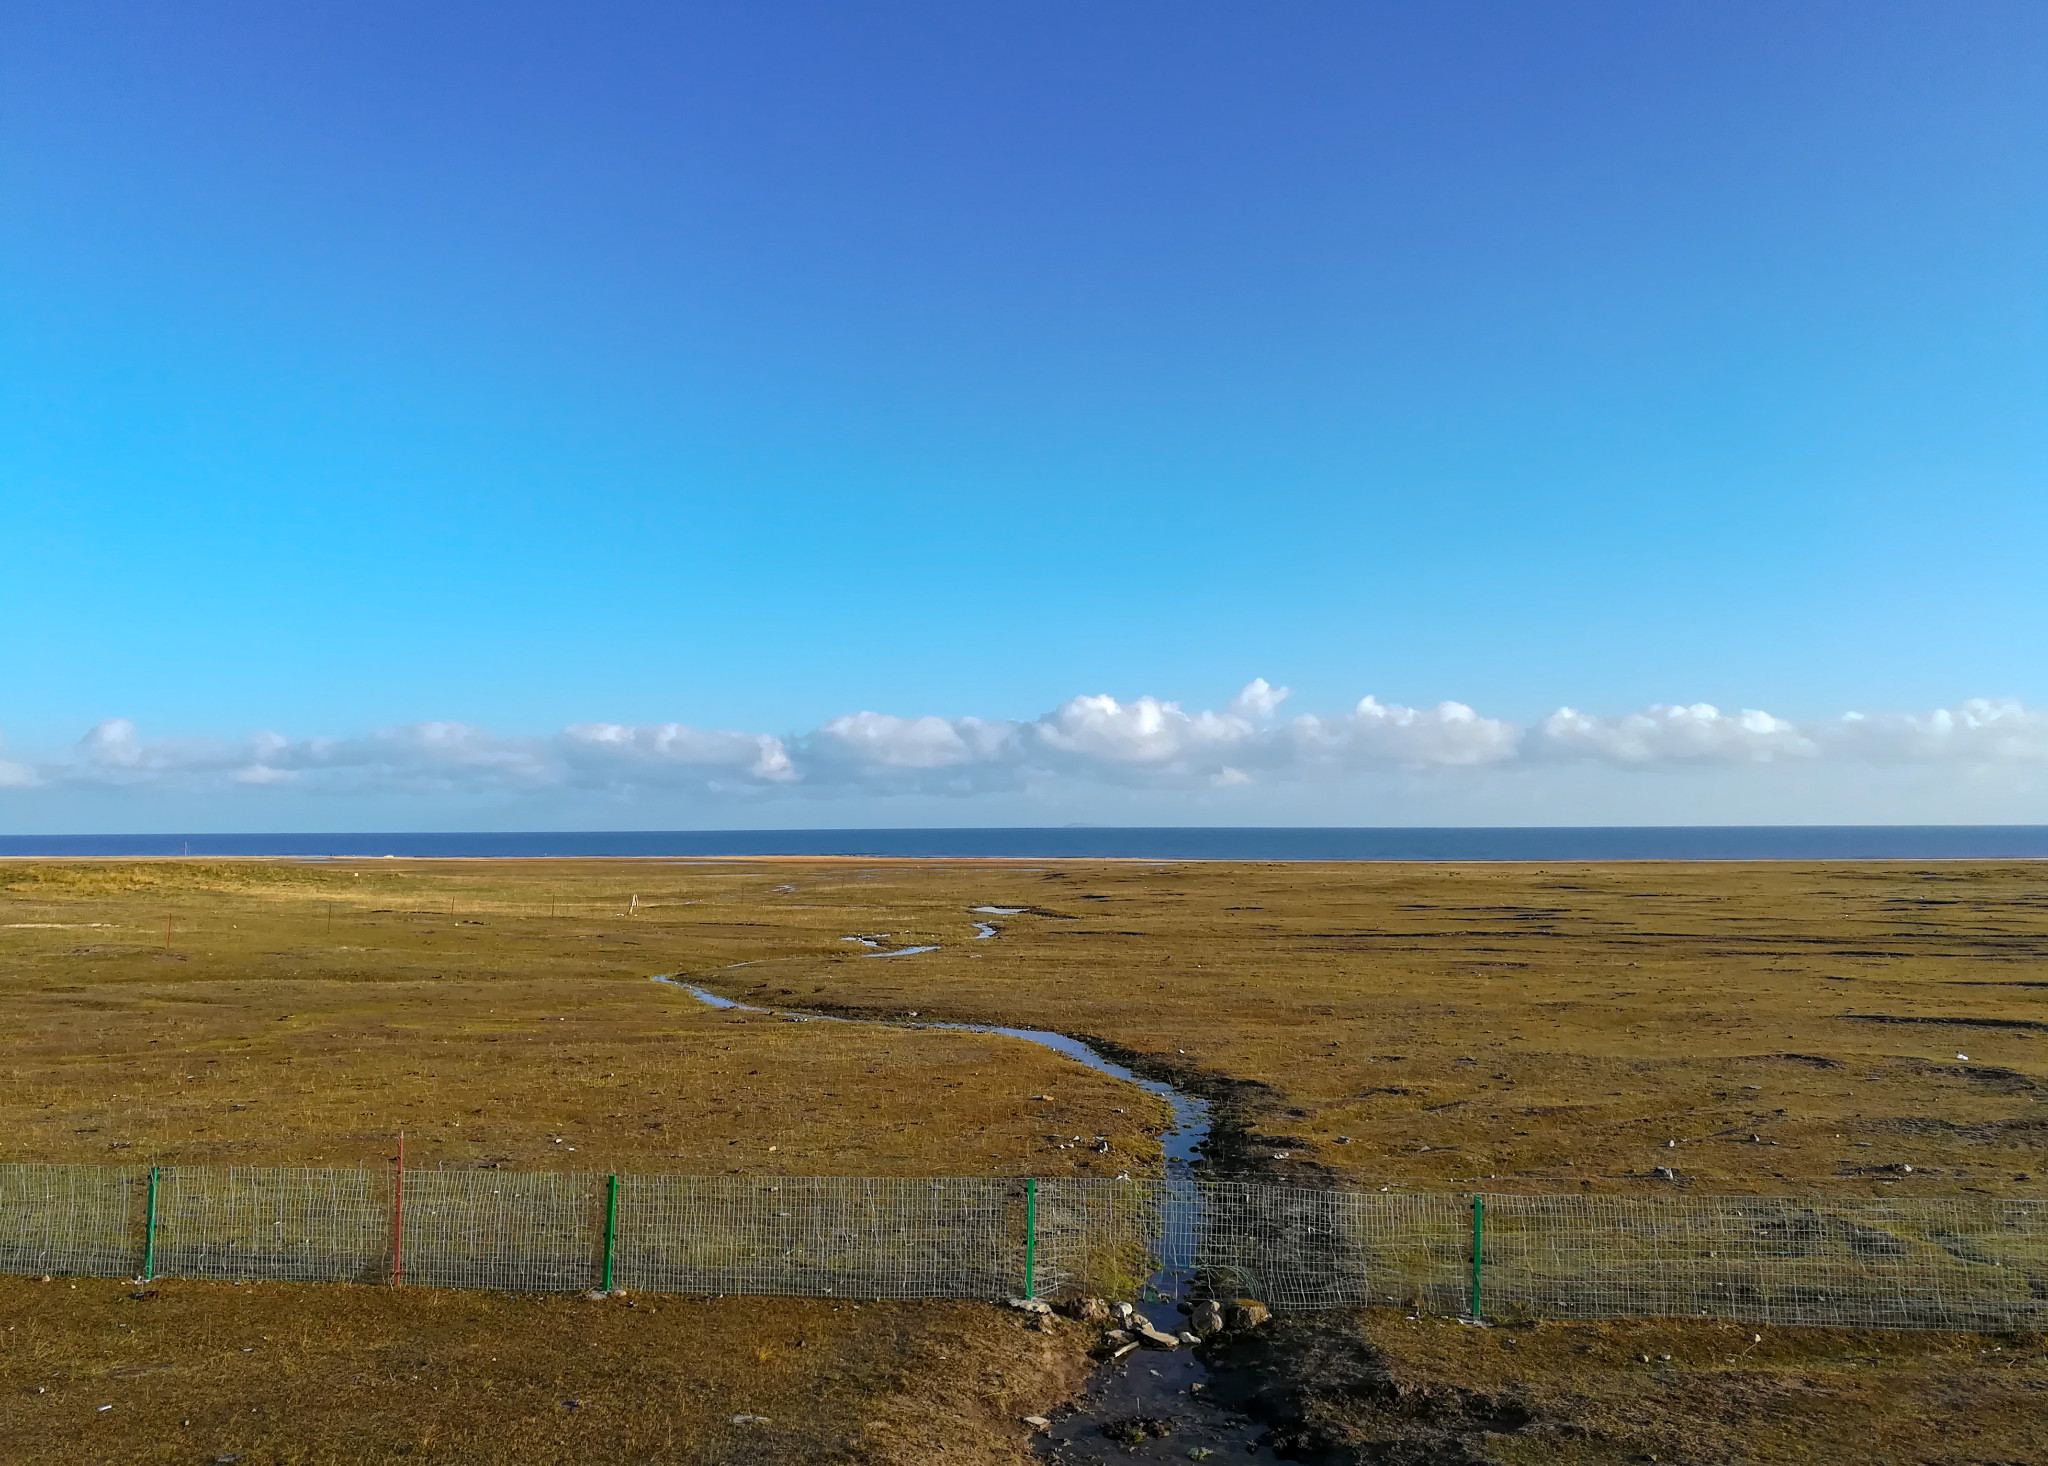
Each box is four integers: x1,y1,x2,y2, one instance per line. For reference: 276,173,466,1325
3,855,2046,1463
0,1275,1087,1466
1227,1309,2048,1465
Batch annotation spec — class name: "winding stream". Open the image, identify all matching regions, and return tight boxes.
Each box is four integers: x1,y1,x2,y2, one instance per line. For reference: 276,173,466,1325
652,967,1283,1463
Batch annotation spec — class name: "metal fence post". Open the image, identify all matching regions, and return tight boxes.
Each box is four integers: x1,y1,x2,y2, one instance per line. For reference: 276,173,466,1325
391,1132,406,1288
1469,1193,1485,1320
602,1174,620,1292
1023,1178,1039,1300
142,1167,160,1282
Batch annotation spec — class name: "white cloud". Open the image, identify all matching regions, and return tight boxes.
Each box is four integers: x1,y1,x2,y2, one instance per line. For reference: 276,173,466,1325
1226,678,1291,721
1279,696,1522,770
4,688,2045,806
1534,703,1816,764
1824,699,2048,763
810,712,1017,771
560,722,797,786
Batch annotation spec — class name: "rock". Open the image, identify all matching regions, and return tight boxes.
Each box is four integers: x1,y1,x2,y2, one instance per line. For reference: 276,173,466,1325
1021,1415,1051,1432
1063,1296,1113,1324
1187,1299,1223,1336
1134,1323,1182,1349
1652,1166,1678,1180
1110,1340,1140,1360
1224,1299,1271,1330
1103,1415,1175,1445
1177,1331,1202,1346
730,1414,771,1425
1114,1301,1136,1325
1100,1329,1133,1347
584,1289,610,1301
1005,1297,1053,1315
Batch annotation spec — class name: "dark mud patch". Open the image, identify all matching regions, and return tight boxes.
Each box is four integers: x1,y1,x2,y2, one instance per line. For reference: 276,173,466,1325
1774,1052,1844,1069
1201,1314,1539,1465
1846,1013,2048,1033
1055,1031,1343,1184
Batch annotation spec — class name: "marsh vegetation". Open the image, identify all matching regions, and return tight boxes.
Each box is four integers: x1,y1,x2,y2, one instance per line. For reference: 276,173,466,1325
2,856,2044,1463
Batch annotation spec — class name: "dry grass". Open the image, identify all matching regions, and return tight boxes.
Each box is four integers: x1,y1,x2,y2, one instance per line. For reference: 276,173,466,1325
1228,1308,2048,1465
0,860,1164,1175
4,854,2046,1463
0,1275,1089,1466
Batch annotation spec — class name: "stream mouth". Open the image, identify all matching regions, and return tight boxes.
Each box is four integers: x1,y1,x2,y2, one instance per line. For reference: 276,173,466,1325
652,972,1284,1463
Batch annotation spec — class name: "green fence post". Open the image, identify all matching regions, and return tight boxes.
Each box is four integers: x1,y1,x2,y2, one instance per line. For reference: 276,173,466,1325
142,1167,161,1282
601,1174,620,1292
1469,1193,1485,1321
1023,1178,1038,1300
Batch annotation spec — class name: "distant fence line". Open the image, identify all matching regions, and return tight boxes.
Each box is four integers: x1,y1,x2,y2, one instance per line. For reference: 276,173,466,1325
3,1164,2043,1333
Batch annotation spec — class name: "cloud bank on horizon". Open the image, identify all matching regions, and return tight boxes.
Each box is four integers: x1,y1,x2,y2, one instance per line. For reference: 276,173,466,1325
5,682,2046,804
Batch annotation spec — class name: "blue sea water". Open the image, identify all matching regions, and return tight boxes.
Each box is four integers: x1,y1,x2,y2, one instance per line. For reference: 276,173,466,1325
1,827,2045,861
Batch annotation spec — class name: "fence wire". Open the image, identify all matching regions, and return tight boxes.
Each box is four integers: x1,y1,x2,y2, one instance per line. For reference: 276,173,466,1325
0,1164,145,1279
156,1167,390,1284
616,1175,1021,1299
2,1163,2043,1332
405,1170,599,1292
1476,1193,2048,1332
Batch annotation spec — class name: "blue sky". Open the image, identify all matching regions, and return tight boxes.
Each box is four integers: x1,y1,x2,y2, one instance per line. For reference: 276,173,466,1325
3,2,2045,829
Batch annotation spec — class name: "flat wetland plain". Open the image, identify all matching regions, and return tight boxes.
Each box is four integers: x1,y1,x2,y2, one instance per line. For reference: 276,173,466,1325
3,856,2045,1463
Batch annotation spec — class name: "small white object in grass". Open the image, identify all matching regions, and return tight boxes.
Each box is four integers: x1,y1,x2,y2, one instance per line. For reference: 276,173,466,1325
1957,1053,1970,1061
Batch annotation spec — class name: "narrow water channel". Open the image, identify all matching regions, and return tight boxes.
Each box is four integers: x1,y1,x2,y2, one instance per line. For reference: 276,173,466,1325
652,970,1285,1462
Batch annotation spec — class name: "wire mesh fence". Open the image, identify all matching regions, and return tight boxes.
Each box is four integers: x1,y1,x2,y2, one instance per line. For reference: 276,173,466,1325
614,1175,1023,1299
2,1163,2042,1332
154,1166,390,1285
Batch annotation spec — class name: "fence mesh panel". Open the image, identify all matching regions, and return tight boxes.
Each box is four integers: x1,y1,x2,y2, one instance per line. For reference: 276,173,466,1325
1477,1193,2048,1331
1033,1178,1156,1301
0,1164,146,1279
403,1170,600,1292
1193,1181,1380,1309
155,1168,390,1283
614,1175,1024,1299
2,1164,2044,1331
